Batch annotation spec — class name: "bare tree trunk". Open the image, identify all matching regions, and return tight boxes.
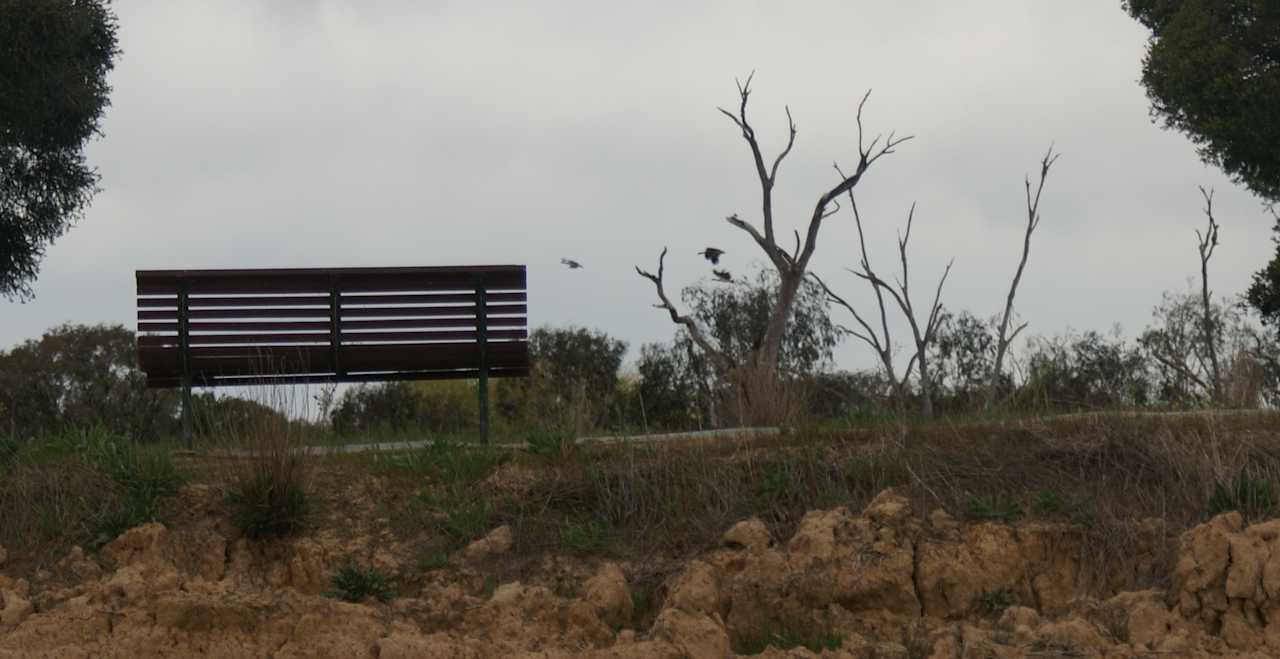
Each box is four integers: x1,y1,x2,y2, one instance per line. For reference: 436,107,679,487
989,147,1059,408
1197,186,1222,405
918,351,935,419
638,76,910,408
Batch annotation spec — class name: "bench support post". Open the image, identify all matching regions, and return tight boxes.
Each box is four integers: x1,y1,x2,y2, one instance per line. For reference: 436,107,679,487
178,282,193,449
476,277,489,444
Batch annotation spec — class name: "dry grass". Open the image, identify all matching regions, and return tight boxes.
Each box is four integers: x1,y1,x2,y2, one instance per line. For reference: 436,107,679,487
358,410,1280,596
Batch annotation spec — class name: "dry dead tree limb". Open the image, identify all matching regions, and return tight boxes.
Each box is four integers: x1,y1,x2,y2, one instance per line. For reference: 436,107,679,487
639,75,910,381
1197,186,1222,404
988,146,1059,407
634,247,731,374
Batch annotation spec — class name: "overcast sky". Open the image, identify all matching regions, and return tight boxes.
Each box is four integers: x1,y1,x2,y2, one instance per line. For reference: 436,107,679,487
4,1,1276,373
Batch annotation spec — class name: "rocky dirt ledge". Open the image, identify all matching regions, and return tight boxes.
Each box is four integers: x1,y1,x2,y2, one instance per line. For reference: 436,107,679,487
2,488,1279,657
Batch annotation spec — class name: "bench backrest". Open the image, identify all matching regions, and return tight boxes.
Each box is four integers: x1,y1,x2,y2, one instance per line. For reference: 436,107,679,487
136,265,528,388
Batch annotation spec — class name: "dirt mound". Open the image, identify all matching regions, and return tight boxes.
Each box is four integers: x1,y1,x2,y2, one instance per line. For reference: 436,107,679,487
3,488,1279,657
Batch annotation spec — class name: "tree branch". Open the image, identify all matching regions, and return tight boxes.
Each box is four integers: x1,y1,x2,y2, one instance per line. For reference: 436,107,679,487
796,91,913,270
717,72,797,262
635,248,731,372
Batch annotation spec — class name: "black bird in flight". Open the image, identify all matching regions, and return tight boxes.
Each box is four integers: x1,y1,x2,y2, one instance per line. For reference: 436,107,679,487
712,268,732,283
560,258,583,269
698,247,725,265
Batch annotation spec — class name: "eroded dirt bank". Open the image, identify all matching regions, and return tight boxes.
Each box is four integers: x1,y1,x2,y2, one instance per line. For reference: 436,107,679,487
3,487,1280,658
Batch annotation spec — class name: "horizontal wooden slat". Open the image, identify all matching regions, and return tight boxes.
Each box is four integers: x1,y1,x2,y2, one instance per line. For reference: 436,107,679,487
340,304,526,318
139,308,332,320
146,366,529,389
138,296,178,308
340,317,525,331
188,295,329,307
138,329,527,347
138,341,528,380
140,333,330,347
137,265,526,295
341,330,527,343
139,321,335,333
340,292,526,305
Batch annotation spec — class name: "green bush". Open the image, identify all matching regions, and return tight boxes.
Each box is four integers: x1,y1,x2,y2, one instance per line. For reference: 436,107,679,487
327,559,396,603
732,614,843,655
964,495,1023,522
526,427,575,459
437,491,493,544
560,520,609,553
1208,472,1277,518
227,457,311,539
975,589,1018,617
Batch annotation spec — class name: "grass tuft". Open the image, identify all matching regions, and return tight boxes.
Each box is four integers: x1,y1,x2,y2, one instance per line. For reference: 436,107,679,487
1208,471,1277,518
732,614,843,655
975,589,1018,617
963,494,1023,522
327,559,396,602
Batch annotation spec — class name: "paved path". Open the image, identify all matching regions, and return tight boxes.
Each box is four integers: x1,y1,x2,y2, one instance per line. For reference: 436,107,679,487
220,426,783,457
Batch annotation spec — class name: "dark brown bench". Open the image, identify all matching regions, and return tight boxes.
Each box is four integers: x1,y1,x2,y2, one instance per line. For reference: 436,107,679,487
135,265,529,445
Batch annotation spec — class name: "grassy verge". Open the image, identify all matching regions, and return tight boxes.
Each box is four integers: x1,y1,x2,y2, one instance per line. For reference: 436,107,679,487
341,410,1280,595
0,427,183,562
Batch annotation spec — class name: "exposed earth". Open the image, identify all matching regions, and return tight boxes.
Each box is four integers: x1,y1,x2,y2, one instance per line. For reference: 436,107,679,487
5,483,1280,658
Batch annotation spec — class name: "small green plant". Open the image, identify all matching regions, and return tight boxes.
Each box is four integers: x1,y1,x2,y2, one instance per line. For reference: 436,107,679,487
377,440,506,484
1032,489,1069,515
732,614,843,655
553,574,579,599
76,430,183,543
327,559,396,603
755,466,792,502
526,427,575,459
560,520,609,553
227,461,311,539
975,589,1018,617
417,551,452,572
964,495,1023,522
905,637,932,659
440,495,493,543
1208,472,1277,518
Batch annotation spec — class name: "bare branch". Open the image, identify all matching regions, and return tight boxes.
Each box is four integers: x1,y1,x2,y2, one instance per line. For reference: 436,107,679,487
1197,185,1222,402
717,73,800,259
726,213,789,270
989,145,1058,406
635,248,730,372
795,91,913,270
769,106,797,182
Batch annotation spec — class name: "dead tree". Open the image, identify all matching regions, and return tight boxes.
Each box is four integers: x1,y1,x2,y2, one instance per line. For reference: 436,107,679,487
810,192,911,411
636,74,910,384
1197,186,1222,404
817,197,952,418
987,147,1059,407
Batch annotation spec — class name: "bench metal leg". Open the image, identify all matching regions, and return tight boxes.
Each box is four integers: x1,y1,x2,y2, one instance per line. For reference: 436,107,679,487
181,379,193,449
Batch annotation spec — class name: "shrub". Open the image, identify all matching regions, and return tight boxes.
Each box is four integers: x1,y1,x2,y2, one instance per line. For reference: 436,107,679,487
1208,472,1277,518
327,560,396,603
560,520,609,553
437,490,493,544
964,495,1023,522
975,589,1018,617
732,614,842,655
526,427,575,459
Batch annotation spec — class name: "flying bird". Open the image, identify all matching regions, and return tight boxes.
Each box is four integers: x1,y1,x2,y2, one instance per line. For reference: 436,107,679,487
698,247,725,265
560,258,583,270
712,269,732,283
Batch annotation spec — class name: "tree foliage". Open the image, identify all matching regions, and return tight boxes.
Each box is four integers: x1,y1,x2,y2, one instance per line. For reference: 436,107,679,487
0,323,176,439
0,0,120,299
1124,0,1280,202
681,268,840,377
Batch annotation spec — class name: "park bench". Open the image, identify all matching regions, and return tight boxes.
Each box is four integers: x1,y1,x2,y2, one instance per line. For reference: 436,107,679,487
134,265,528,446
